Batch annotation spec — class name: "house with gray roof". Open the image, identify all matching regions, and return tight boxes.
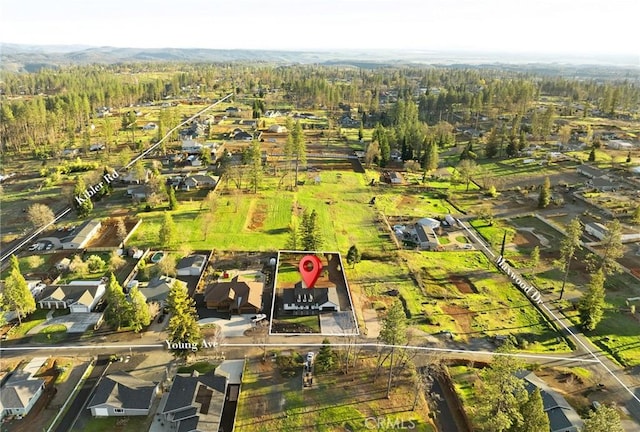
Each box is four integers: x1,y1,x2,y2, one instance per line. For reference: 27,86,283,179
576,164,605,179
87,372,159,417
158,371,228,432
0,357,47,420
516,371,583,432
177,254,207,276
61,219,102,249
37,280,106,313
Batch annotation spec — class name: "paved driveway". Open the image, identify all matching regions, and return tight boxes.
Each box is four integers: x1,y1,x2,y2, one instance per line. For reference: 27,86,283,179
27,312,103,334
319,311,358,335
198,315,252,337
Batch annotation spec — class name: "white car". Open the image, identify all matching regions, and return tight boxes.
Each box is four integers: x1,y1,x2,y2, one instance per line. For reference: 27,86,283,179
251,314,267,323
306,352,314,363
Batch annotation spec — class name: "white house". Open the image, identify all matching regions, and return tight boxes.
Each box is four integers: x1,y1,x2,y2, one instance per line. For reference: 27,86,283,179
181,139,203,154
176,254,207,276
268,124,287,133
61,220,102,250
0,358,48,421
38,280,106,313
585,222,608,240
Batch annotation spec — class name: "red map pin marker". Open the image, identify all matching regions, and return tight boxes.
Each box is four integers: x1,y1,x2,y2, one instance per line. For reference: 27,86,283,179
299,255,323,289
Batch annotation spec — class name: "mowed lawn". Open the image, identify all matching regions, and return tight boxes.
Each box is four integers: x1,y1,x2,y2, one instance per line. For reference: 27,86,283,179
128,170,392,253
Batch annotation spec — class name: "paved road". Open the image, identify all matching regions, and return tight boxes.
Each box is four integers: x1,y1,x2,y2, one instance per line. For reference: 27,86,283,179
460,218,640,425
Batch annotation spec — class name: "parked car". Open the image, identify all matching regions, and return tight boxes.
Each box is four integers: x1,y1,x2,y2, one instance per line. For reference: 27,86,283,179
251,314,267,323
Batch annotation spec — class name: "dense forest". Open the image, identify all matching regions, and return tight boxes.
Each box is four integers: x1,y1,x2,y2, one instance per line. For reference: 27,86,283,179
1,63,639,158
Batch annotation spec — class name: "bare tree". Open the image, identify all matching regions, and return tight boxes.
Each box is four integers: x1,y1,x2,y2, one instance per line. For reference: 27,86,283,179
26,203,55,229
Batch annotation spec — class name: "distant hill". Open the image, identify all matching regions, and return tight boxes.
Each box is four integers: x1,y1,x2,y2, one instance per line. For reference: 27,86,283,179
1,43,638,73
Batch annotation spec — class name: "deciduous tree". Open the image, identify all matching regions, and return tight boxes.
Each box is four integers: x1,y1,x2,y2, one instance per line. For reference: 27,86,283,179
1,256,36,324
109,250,126,273
26,203,55,229
457,159,477,191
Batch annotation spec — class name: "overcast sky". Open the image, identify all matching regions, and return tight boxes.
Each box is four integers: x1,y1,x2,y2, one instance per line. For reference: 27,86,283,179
1,0,639,55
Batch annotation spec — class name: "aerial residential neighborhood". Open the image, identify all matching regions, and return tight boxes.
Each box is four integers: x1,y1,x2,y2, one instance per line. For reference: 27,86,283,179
1,2,640,431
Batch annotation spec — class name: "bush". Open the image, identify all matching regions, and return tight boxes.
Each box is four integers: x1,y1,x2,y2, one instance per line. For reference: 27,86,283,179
86,255,105,272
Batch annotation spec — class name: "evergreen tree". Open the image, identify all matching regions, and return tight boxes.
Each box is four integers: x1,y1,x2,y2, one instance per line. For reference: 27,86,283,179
477,345,527,432
538,177,551,209
588,147,596,162
1,255,36,324
530,246,540,268
300,209,322,251
286,218,301,250
104,273,130,330
72,175,93,217
632,206,640,224
422,140,439,172
159,212,177,248
598,219,623,275
167,185,178,210
248,140,263,193
578,270,606,331
358,122,364,141
129,286,151,333
378,299,407,398
315,338,335,373
346,245,361,268
514,388,549,432
166,280,201,359
558,217,583,299
583,404,624,432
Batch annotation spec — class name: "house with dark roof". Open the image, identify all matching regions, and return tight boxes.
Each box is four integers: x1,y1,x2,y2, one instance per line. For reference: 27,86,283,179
576,164,605,179
203,272,263,314
158,371,227,432
233,130,253,141
87,372,159,417
516,371,583,432
0,358,47,420
177,254,207,276
37,280,106,313
587,176,618,192
281,282,340,315
414,223,439,250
